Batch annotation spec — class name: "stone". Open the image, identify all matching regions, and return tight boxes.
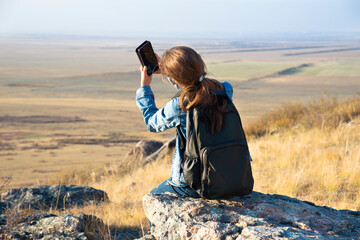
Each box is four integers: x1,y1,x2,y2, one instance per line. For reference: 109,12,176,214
141,192,360,240
0,211,143,240
144,137,176,164
0,212,104,240
127,140,164,160
1,185,109,211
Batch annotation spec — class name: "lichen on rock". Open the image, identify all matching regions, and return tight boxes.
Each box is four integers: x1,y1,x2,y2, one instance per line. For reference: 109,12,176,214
1,185,109,211
141,192,360,239
1,212,103,240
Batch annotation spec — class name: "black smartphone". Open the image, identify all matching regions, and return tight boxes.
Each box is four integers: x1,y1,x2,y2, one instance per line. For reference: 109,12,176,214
135,40,159,76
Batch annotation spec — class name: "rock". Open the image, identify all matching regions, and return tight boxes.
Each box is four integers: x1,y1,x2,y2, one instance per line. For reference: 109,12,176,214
141,192,360,240
0,212,104,240
0,211,56,227
144,137,176,164
1,211,142,240
1,185,109,211
127,140,164,160
126,138,176,167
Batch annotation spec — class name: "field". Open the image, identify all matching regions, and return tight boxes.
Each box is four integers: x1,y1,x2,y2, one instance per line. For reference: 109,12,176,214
1,35,360,235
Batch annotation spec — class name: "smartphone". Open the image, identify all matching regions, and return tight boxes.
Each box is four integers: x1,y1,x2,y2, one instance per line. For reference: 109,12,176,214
135,40,159,76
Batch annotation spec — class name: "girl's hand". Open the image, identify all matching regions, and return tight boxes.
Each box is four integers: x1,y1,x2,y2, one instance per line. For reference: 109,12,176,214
140,66,152,87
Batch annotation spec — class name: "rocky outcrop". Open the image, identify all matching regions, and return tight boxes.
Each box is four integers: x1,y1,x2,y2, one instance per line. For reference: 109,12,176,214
0,212,104,239
127,140,164,160
0,185,141,239
1,211,141,240
144,137,176,164
141,192,360,239
126,137,176,165
1,185,109,211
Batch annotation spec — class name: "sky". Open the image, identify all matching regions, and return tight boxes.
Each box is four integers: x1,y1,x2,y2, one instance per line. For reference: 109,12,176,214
0,0,359,38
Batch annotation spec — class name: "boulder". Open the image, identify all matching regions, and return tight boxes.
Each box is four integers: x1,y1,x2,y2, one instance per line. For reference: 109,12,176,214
127,140,164,160
141,192,360,240
0,212,104,240
1,185,109,211
144,137,176,164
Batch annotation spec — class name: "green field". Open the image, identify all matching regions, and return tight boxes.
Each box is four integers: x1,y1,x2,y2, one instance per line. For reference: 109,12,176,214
207,61,302,81
296,59,360,77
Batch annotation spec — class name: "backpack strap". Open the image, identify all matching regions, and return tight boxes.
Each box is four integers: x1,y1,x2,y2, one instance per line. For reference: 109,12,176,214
174,89,226,151
212,90,229,98
176,125,186,151
173,90,186,150
177,108,198,155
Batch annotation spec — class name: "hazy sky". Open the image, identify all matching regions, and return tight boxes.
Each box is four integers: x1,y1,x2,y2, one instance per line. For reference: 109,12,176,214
0,0,359,38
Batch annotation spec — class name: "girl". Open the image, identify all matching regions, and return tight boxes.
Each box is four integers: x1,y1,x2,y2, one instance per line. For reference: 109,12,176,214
136,46,235,198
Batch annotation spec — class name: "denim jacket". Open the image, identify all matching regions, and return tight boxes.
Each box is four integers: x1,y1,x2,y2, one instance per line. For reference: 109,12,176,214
136,82,234,187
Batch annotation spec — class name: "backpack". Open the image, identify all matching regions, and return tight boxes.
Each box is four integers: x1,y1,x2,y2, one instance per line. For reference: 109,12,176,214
176,91,254,199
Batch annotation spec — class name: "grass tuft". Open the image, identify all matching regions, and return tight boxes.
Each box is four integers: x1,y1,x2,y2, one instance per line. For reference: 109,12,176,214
245,96,360,138
45,151,173,236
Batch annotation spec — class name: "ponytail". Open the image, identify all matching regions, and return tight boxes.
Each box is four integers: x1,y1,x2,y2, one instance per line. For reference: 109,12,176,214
179,77,227,133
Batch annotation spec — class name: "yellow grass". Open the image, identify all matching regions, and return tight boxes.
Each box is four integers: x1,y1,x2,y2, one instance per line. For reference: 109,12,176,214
246,96,360,210
250,122,360,210
91,157,171,228
48,155,172,235
245,96,360,138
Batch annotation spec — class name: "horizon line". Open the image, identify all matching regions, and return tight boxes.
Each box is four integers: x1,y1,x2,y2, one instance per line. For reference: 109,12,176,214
1,32,360,42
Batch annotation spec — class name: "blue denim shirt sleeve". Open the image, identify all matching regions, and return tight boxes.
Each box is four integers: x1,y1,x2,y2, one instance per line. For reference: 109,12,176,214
136,86,186,132
136,85,187,187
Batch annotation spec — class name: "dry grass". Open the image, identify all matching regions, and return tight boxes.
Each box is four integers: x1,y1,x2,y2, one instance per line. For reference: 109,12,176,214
245,96,360,138
47,154,172,236
91,157,171,229
250,121,360,210
0,176,12,193
245,96,360,210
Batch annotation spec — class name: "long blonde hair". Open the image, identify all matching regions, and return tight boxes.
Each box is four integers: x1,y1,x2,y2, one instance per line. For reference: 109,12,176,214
160,46,227,133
